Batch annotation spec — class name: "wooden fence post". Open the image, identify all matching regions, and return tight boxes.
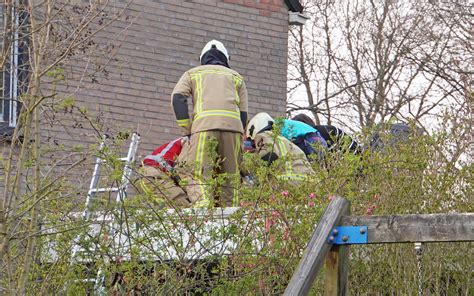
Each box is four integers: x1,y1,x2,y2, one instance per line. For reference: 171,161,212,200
284,196,350,296
285,202,473,295
324,205,350,296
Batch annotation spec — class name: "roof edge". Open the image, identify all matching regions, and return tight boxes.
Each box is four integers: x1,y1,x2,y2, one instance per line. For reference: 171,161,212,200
284,0,303,12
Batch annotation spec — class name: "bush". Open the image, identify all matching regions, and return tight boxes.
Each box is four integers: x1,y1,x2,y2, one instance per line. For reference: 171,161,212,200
1,126,472,295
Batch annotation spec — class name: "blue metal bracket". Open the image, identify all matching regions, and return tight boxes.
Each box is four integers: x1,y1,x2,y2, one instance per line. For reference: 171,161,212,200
327,226,368,245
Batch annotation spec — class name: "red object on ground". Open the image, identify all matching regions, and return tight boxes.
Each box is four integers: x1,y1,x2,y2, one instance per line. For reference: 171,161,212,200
143,138,183,172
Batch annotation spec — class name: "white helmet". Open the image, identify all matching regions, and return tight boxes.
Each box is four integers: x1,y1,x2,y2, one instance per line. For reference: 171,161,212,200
246,112,274,140
200,40,230,62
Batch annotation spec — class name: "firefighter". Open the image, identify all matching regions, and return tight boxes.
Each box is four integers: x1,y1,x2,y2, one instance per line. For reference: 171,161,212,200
171,40,248,207
138,164,191,207
138,137,192,207
247,112,327,162
245,113,314,182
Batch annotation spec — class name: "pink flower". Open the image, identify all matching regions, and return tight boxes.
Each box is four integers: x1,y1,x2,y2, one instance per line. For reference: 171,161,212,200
242,263,255,269
271,210,280,218
269,234,275,245
309,193,316,199
366,207,373,215
308,201,315,207
283,228,290,240
265,217,274,232
240,201,252,207
281,191,289,197
259,278,265,291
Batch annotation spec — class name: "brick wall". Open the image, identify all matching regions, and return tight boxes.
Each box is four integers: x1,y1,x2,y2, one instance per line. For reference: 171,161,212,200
44,0,290,155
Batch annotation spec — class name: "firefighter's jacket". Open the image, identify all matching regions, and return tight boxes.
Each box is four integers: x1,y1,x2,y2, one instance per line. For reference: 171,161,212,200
254,131,315,181
172,64,248,135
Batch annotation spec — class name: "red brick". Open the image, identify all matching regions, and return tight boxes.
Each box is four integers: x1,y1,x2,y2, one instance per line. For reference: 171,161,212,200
223,0,242,4
36,0,290,154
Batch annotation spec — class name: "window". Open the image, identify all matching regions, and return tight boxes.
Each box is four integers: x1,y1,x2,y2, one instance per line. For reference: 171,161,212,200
1,1,28,136
1,3,5,122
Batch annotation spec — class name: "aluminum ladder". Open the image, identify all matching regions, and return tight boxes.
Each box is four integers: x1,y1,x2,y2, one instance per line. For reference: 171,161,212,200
70,132,140,294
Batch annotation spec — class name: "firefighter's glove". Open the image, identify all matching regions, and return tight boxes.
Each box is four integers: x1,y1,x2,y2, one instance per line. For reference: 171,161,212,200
181,134,191,145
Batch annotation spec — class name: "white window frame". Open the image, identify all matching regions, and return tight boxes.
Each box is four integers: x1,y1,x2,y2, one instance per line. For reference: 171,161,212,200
1,1,20,128
0,3,4,121
9,3,19,128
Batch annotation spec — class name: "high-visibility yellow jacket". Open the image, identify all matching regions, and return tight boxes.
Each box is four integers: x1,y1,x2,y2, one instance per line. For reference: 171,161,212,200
254,131,315,181
171,64,248,135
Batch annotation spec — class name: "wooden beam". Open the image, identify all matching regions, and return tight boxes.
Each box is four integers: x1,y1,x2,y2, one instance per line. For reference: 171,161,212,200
325,199,351,296
324,241,350,295
340,213,474,244
284,196,350,296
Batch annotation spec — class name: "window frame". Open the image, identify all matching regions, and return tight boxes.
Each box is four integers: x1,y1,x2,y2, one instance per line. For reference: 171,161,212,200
1,1,28,136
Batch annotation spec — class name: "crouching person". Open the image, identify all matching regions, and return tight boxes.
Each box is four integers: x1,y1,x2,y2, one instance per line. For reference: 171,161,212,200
248,113,328,163
135,137,192,207
245,114,315,183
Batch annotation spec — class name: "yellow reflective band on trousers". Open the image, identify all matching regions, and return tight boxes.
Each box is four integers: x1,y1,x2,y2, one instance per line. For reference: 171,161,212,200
194,109,240,121
276,174,307,181
177,118,190,127
232,133,241,207
139,177,168,203
194,131,210,208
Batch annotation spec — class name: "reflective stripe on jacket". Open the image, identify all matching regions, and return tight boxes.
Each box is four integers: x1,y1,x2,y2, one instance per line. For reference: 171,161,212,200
254,131,314,180
172,64,248,134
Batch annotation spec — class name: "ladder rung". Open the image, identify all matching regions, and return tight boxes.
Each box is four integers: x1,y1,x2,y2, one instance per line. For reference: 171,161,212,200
89,187,120,193
99,157,130,164
73,278,97,283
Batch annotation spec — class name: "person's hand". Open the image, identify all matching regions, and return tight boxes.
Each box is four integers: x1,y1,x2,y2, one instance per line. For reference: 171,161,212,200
181,135,191,145
243,139,255,152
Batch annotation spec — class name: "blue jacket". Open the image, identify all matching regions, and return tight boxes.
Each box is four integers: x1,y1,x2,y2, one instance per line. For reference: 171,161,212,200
280,119,319,139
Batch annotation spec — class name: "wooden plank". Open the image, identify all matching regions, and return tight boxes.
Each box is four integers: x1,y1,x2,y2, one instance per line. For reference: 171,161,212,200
341,213,474,243
325,201,350,296
284,196,350,296
324,244,350,296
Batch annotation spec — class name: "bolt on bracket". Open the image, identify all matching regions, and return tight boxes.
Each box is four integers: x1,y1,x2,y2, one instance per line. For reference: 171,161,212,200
328,226,368,245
